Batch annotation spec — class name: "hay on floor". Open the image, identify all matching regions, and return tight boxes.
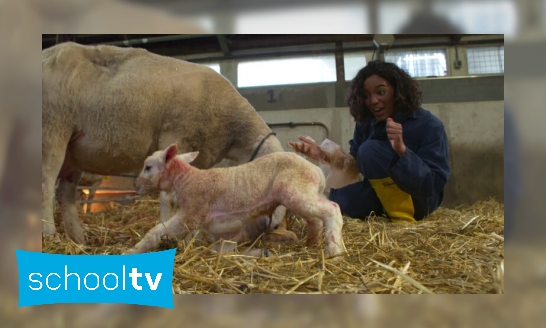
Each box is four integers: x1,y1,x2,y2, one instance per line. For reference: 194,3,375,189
42,197,504,294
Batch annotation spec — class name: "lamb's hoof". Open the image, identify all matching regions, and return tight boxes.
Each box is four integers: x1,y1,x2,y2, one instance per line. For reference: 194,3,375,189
325,247,344,261
246,248,271,257
158,235,178,251
263,229,298,244
329,254,343,262
305,238,320,247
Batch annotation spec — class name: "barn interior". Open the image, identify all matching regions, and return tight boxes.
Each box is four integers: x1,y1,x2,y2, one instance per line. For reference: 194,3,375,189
37,34,507,299
41,34,504,214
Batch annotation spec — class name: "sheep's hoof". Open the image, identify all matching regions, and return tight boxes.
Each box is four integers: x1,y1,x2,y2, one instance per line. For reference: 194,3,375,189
42,233,57,242
65,225,87,245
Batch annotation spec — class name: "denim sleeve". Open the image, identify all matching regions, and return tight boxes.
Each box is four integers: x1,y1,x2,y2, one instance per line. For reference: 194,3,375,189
386,122,451,200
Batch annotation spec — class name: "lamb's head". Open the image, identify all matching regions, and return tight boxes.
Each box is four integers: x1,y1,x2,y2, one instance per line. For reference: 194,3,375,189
135,144,199,195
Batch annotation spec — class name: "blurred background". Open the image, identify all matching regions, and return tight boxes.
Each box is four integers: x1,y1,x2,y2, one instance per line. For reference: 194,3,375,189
2,0,545,326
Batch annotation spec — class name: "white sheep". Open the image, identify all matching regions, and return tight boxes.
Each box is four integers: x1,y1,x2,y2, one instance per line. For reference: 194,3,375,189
126,144,346,258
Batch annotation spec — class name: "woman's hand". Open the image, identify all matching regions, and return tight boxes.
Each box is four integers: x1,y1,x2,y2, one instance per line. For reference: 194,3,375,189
386,118,407,157
287,135,326,162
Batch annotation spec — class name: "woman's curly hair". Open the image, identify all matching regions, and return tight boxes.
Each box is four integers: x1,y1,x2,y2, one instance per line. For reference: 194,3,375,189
346,60,422,124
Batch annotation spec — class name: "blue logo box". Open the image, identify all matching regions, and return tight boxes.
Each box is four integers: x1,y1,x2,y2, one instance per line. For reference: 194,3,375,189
16,249,176,308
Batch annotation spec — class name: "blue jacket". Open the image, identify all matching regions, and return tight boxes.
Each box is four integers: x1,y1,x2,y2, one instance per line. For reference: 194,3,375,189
349,107,451,210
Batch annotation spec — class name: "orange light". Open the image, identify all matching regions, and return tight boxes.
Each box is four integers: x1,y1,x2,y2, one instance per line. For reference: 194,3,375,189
94,190,135,195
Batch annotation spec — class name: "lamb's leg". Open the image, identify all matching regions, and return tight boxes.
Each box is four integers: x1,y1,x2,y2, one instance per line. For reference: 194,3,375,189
302,216,323,247
244,248,271,257
203,216,271,257
126,212,186,254
56,170,86,244
157,139,193,223
319,199,345,257
211,239,238,254
265,205,298,243
285,196,344,257
159,190,178,223
210,238,269,256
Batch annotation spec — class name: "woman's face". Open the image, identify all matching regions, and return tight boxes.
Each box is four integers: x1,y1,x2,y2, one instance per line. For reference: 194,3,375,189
363,74,396,121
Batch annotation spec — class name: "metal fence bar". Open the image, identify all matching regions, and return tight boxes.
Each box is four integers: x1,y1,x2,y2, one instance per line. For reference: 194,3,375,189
78,195,140,205
78,186,136,191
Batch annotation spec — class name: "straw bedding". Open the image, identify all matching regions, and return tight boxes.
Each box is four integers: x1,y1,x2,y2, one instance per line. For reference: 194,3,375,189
42,197,504,294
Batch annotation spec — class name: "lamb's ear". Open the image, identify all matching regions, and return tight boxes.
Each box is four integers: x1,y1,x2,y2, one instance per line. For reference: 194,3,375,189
180,151,199,164
165,144,178,163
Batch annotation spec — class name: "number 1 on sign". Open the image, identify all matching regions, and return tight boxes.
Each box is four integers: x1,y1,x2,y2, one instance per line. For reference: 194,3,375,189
267,90,276,103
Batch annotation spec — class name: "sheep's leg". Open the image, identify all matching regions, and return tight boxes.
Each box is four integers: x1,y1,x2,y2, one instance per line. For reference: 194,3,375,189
0,115,14,192
126,212,187,254
42,175,59,238
42,133,71,239
56,170,85,244
84,178,102,213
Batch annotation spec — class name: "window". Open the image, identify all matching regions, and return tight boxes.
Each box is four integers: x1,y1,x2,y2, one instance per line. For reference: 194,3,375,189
385,49,448,77
467,46,504,74
202,63,221,74
237,55,337,88
344,52,367,81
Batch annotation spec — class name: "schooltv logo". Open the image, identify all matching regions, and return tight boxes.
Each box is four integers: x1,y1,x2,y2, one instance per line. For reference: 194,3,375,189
16,249,176,308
